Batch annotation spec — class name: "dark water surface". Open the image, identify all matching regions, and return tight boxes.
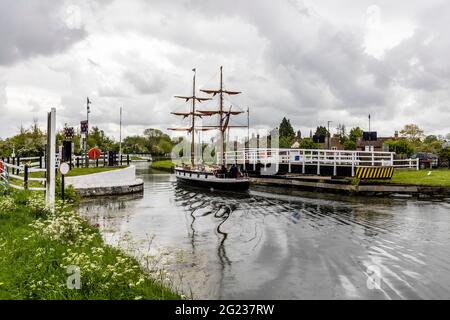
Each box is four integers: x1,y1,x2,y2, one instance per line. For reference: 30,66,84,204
78,165,450,299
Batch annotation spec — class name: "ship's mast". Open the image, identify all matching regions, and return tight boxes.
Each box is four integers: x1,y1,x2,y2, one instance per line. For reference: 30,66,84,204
200,66,244,166
169,69,211,167
191,69,196,165
219,66,224,165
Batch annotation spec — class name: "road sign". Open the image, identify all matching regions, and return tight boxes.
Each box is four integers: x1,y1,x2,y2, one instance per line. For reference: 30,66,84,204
59,162,70,175
88,147,101,160
80,120,88,134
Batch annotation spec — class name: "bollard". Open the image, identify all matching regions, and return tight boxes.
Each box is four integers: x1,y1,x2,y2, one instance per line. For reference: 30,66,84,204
24,164,29,190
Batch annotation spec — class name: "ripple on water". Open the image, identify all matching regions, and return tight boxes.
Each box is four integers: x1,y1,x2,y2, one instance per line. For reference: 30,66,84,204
78,173,450,299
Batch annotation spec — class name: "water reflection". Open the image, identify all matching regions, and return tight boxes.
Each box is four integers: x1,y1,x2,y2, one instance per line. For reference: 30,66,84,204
78,170,450,300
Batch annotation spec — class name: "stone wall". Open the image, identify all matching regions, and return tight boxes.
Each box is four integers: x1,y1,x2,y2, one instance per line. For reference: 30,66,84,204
66,166,143,197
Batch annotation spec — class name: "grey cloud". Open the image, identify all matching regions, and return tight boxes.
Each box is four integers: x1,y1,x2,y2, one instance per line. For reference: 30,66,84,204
124,71,167,95
0,0,87,65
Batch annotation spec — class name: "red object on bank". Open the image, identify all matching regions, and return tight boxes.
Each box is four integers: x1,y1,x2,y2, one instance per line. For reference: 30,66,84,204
0,161,4,173
88,147,101,160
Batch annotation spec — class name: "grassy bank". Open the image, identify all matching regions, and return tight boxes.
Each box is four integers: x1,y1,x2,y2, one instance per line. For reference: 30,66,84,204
365,169,450,187
0,190,180,300
150,160,174,173
65,166,127,177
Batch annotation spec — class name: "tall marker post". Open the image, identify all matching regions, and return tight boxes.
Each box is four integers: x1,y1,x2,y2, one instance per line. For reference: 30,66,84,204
46,108,56,211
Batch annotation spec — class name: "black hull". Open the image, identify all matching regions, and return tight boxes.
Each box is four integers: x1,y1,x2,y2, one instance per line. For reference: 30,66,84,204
176,176,250,191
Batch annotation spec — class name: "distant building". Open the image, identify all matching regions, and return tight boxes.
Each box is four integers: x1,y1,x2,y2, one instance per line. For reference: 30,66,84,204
319,137,345,150
356,131,398,152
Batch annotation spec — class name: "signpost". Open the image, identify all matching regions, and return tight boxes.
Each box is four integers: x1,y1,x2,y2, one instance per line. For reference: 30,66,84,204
59,162,70,203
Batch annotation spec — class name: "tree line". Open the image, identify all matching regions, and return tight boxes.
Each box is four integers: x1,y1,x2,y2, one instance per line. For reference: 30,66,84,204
0,121,176,157
276,117,450,162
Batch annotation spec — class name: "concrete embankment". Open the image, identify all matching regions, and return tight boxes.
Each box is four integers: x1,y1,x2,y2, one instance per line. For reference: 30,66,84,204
250,175,450,197
66,166,143,197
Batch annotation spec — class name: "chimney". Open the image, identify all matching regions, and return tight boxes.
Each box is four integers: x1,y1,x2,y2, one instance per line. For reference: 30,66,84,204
394,131,399,139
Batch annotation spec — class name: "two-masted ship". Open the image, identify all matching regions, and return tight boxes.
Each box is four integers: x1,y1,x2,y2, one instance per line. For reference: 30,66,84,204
169,67,250,191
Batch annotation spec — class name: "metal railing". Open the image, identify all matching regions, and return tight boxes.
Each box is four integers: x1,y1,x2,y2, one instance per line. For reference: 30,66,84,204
223,148,396,177
392,158,419,170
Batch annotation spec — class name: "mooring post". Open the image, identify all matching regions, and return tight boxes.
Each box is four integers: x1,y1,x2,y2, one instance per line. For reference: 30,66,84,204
317,151,320,175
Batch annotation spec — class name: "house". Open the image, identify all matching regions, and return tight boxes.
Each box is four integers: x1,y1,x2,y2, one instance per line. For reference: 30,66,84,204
319,137,345,150
356,131,399,152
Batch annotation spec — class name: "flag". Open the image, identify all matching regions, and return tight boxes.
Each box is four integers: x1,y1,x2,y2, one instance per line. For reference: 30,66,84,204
368,114,371,120
192,68,196,73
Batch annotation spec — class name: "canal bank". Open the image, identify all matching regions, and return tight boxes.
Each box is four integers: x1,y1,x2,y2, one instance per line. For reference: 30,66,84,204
65,166,144,197
0,190,180,300
250,174,450,197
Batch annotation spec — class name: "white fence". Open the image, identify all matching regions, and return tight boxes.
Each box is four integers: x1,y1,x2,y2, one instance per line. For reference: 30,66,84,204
392,158,419,170
0,159,46,191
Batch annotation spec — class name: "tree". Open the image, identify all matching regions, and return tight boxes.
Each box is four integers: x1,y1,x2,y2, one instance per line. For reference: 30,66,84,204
438,147,450,168
299,138,320,149
277,117,295,148
279,117,295,140
143,128,173,155
314,126,328,138
423,135,438,144
348,127,363,142
419,135,442,154
279,136,294,148
122,136,149,154
384,138,415,157
87,126,117,152
400,124,424,141
343,140,357,150
0,122,46,157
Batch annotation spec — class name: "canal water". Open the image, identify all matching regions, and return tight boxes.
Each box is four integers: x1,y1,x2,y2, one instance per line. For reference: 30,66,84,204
78,164,450,299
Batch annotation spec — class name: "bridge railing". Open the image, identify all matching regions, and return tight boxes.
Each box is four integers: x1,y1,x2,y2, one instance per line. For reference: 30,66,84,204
392,158,419,170
223,148,396,176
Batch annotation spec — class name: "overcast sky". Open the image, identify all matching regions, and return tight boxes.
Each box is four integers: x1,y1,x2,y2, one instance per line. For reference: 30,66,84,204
1,0,449,141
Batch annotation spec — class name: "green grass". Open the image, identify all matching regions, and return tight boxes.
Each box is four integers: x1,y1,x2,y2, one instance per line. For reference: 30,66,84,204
150,160,174,173
366,169,450,187
0,190,181,300
65,166,127,177
7,166,127,189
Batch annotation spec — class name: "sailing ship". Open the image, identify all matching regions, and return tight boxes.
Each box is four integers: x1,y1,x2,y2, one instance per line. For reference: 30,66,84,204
169,67,250,190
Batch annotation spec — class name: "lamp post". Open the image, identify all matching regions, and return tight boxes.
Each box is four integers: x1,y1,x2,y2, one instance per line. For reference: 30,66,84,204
119,106,123,156
327,120,333,149
85,97,91,167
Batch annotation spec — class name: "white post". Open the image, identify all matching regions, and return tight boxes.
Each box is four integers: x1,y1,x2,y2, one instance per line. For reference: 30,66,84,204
416,158,419,171
317,151,320,175
351,153,355,177
288,150,291,173
333,151,337,176
46,108,56,211
302,150,305,174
